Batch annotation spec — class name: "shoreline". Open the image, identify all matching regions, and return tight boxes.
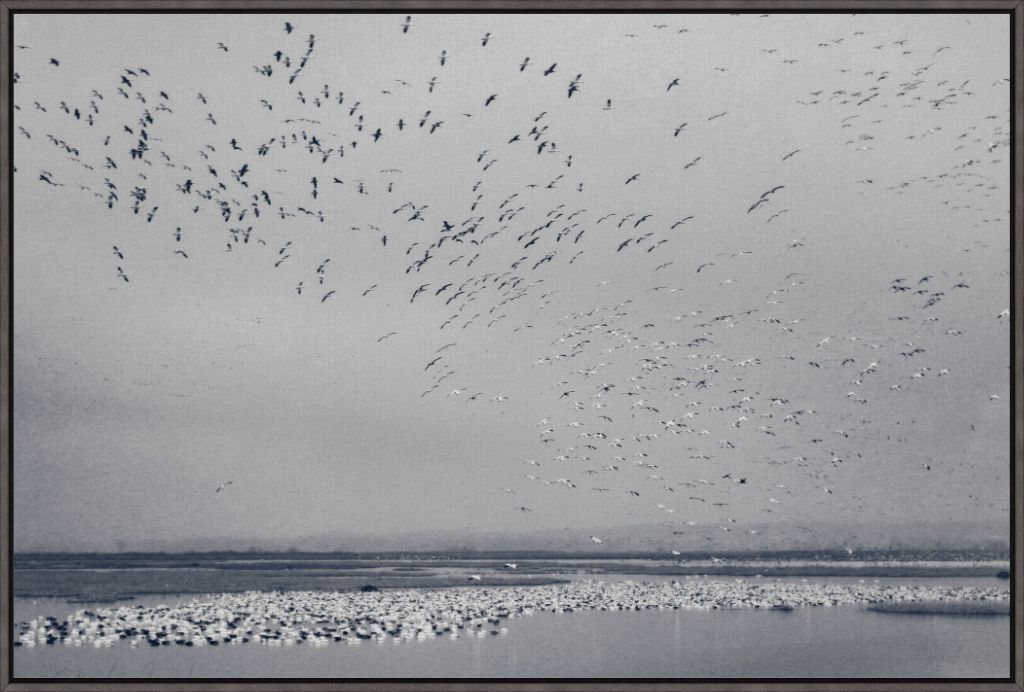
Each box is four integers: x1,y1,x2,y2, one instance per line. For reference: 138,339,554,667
13,559,1010,600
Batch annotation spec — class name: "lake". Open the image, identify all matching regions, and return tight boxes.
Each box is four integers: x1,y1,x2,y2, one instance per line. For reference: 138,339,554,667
13,576,1009,679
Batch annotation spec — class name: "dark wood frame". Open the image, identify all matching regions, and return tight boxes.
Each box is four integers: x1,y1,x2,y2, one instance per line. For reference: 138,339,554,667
0,1,1020,690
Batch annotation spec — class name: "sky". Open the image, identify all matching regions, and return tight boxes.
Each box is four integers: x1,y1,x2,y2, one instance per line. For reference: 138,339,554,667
11,13,1011,552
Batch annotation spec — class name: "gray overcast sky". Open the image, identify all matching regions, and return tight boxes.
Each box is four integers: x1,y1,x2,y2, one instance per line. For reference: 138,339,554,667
13,13,1010,552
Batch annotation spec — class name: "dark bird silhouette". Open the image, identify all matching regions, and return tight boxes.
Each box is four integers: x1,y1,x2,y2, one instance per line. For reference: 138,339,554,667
411,283,430,302
747,198,769,214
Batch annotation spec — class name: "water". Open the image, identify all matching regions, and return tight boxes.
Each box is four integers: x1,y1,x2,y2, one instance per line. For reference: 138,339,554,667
13,581,1009,678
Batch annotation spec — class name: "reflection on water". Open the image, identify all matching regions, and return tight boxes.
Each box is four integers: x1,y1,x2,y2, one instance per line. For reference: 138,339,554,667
15,583,1008,679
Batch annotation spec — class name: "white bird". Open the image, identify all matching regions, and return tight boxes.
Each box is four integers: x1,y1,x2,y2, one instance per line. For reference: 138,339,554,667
215,481,233,493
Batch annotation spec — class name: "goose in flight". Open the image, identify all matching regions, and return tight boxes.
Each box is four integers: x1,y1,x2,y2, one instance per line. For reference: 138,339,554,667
747,198,769,213
411,283,430,302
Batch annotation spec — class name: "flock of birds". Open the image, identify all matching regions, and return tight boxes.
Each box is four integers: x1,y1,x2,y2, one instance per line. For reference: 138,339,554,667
15,578,1008,649
14,14,1009,549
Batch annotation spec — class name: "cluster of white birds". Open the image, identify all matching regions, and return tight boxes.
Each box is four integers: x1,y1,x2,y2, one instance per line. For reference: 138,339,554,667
15,578,1008,649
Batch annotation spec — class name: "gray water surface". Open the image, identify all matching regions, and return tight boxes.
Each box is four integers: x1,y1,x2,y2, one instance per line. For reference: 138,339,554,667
14,596,1009,678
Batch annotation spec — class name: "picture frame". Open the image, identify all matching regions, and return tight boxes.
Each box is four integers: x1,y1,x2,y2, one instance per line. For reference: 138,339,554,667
1,2,1021,690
